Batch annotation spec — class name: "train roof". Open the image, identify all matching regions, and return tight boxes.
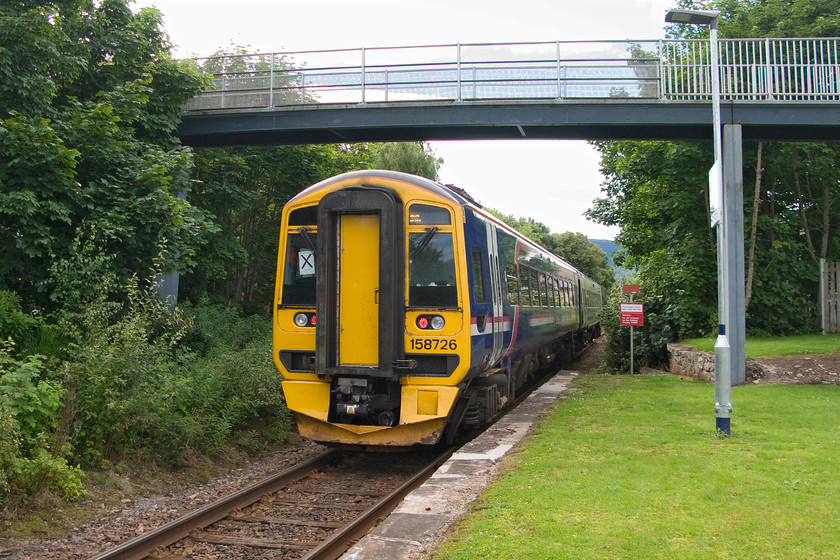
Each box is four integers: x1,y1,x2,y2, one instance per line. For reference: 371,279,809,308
287,170,475,207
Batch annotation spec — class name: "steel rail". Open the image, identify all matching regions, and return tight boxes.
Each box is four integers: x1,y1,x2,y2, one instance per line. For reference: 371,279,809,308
89,449,339,560
300,446,456,560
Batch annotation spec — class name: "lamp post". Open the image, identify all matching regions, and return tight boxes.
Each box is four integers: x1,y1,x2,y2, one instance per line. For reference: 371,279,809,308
665,9,732,436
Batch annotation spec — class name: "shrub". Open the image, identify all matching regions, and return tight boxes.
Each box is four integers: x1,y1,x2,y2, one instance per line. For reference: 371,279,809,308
0,342,85,506
600,285,674,372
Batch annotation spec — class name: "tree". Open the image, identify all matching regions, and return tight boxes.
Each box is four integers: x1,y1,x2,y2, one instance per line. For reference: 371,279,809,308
0,0,210,310
587,140,718,338
372,142,442,180
549,232,615,290
588,0,840,341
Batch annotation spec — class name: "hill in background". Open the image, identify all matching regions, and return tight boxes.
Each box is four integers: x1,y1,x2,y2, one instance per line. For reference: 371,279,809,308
589,238,633,281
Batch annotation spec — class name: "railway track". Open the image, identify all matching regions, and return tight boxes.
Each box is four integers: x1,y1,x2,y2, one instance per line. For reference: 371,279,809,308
91,447,454,560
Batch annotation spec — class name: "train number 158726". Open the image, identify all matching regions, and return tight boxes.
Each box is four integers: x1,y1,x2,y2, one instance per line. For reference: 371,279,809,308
409,338,457,351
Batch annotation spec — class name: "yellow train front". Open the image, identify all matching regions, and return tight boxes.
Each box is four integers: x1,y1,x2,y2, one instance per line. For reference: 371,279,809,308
273,170,602,448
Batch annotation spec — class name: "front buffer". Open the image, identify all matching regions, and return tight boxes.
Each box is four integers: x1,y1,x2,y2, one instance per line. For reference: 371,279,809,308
282,380,460,446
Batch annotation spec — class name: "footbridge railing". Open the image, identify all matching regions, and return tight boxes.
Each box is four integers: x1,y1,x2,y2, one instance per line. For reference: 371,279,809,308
182,38,840,112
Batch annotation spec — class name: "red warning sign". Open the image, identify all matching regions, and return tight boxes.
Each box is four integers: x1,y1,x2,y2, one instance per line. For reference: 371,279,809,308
620,302,644,326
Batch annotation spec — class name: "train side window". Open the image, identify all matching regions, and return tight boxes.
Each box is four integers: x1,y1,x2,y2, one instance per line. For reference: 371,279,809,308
281,232,317,305
519,266,531,306
546,276,555,307
530,269,540,307
563,281,570,307
539,274,548,307
553,278,561,307
408,231,457,307
471,250,486,303
505,263,519,305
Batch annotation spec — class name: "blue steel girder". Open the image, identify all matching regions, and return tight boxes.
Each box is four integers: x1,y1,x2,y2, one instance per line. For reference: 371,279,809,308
176,100,840,147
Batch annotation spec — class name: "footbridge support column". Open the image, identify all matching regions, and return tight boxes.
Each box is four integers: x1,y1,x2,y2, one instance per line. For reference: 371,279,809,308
723,123,746,387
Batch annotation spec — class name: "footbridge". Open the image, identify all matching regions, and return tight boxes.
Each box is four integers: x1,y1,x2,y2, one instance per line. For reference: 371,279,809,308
176,38,840,146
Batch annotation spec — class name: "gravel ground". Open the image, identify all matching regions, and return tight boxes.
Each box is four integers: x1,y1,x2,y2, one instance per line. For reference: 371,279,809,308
0,441,328,560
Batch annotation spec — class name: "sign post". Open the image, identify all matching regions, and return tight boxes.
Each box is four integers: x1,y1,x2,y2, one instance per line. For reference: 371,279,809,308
620,285,643,375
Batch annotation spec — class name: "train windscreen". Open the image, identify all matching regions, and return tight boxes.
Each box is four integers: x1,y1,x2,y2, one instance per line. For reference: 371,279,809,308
281,232,317,305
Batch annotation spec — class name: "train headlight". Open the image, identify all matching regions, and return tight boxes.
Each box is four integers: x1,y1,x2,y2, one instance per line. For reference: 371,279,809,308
416,315,445,330
294,313,310,327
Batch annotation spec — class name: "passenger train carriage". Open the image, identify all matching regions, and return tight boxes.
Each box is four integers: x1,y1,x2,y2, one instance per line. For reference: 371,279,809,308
273,170,602,448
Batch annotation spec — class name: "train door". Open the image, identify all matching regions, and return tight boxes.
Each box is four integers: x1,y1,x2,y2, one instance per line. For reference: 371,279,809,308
577,278,585,328
338,214,379,366
316,188,404,378
486,224,504,365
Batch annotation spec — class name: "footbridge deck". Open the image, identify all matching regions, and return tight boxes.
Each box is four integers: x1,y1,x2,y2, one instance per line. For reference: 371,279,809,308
176,38,840,146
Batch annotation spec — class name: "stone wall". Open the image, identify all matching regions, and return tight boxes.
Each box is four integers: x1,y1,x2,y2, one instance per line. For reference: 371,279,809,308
667,343,767,383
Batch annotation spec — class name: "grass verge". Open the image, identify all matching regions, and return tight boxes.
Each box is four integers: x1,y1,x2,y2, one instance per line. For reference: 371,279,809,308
434,375,840,560
681,333,840,356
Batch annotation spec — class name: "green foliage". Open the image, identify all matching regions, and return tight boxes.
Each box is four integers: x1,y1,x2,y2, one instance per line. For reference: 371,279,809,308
547,232,615,290
52,250,290,468
0,342,62,445
0,403,19,498
714,0,840,38
0,292,39,347
0,341,86,506
372,142,442,180
0,0,302,508
0,0,211,310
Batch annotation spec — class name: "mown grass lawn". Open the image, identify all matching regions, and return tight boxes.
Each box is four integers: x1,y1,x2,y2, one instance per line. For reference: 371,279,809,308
434,375,840,560
682,333,840,357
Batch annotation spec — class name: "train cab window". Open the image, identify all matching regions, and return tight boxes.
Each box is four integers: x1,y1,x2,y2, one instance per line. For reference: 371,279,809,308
471,251,486,303
408,204,457,308
505,263,519,305
287,205,317,226
281,231,317,305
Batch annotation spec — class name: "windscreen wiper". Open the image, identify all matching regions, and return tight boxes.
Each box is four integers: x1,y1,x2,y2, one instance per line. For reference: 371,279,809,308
411,226,439,258
298,226,316,252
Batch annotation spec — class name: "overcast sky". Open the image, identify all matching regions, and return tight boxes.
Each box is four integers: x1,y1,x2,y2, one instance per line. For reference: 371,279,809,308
133,0,678,240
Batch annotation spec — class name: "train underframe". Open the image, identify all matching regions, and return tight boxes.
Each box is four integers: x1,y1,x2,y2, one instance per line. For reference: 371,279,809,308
311,322,601,448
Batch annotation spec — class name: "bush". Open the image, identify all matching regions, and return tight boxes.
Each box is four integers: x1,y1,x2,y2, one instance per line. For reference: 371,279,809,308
63,290,289,467
600,285,674,372
0,342,85,507
1,235,293,505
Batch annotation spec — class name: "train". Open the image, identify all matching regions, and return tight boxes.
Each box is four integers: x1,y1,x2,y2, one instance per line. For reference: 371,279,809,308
272,170,602,448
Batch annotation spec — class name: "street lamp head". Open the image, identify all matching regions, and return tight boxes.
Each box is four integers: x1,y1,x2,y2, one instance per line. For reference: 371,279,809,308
665,9,720,27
